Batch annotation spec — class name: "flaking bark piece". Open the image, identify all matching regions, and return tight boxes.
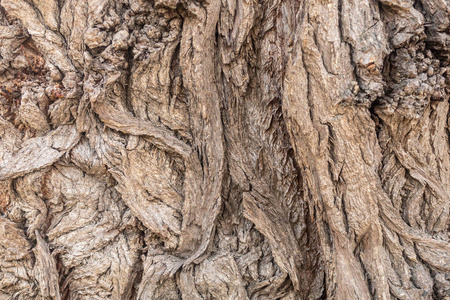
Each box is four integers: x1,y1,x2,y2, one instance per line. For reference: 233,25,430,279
0,125,80,180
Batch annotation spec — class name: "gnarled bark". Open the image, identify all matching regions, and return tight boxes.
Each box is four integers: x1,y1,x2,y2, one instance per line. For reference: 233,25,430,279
0,0,449,299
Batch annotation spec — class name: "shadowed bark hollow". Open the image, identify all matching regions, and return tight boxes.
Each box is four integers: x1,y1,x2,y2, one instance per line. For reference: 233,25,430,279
0,0,449,299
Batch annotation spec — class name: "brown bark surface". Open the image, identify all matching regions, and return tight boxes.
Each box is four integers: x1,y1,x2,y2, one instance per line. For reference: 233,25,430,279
0,0,449,299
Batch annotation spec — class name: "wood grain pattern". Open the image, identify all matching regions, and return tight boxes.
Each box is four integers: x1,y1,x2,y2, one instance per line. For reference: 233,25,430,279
0,0,449,299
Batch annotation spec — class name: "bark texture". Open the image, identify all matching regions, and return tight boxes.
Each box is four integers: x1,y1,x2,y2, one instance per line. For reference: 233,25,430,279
0,0,449,299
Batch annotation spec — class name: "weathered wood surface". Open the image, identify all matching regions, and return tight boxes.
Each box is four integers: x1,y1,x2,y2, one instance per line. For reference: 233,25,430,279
0,0,449,299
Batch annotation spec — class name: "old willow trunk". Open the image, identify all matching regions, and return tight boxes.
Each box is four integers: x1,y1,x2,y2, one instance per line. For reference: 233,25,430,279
0,0,449,299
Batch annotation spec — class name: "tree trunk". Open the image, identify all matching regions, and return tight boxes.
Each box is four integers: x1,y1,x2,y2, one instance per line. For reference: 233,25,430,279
0,0,449,299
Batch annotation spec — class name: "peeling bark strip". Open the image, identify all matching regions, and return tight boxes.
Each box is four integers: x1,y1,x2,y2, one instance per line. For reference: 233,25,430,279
0,0,449,299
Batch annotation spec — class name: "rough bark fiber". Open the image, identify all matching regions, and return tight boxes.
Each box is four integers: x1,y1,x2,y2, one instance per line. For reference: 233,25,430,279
0,0,449,299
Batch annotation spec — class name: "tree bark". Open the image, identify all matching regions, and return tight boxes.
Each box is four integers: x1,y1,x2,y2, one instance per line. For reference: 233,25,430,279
0,0,449,299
